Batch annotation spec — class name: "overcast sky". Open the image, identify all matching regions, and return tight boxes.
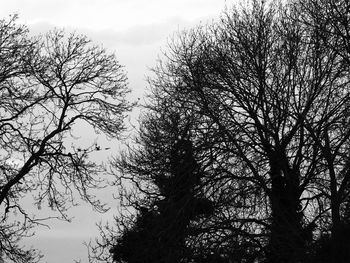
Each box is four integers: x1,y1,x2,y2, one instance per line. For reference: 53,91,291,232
1,1,228,262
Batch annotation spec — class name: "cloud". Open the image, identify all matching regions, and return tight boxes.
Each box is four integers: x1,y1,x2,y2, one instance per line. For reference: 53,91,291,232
28,16,201,47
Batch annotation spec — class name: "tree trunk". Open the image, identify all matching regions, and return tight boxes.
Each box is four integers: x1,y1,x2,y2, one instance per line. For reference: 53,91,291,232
267,154,304,263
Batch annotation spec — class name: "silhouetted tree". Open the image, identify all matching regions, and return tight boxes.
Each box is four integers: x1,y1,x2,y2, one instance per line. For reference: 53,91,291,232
109,107,214,263
86,80,227,262
140,0,348,262
0,16,131,262
288,1,350,261
90,1,350,263
295,0,350,244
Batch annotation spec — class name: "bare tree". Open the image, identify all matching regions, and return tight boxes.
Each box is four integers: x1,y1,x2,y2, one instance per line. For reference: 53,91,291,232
90,0,349,262
289,1,350,261
0,16,131,262
143,0,347,262
294,0,350,236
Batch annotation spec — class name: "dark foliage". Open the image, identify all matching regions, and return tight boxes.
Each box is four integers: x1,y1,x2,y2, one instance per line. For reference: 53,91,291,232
109,110,214,263
89,1,350,263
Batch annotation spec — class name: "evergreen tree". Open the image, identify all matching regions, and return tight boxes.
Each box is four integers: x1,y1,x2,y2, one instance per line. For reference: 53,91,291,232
110,110,214,263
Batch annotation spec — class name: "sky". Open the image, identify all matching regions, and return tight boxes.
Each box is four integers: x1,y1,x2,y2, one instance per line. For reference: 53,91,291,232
1,1,228,262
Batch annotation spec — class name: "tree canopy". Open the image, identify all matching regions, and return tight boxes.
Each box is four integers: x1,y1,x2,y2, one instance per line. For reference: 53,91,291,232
2,0,350,262
91,0,350,263
0,15,131,262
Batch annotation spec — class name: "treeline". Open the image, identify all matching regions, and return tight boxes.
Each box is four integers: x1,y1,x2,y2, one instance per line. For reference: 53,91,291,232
1,0,350,263
90,0,350,263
